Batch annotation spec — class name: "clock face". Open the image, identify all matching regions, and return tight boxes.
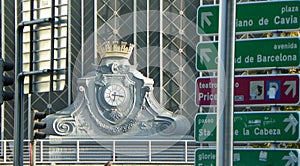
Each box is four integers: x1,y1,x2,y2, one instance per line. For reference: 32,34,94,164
104,84,126,106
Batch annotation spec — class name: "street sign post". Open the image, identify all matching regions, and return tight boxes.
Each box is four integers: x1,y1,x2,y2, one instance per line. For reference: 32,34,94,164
196,37,300,71
194,111,300,142
195,148,300,166
197,0,300,35
196,74,300,106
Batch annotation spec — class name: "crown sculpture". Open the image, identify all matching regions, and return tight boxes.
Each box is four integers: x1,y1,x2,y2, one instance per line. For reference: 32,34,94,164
101,41,134,58
42,40,190,139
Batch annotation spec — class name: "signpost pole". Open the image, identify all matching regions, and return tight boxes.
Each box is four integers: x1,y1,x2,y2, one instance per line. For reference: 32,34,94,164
217,0,236,165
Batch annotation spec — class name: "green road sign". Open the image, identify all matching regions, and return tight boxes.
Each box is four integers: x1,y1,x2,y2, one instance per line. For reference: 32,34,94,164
197,0,300,35
195,148,300,166
194,111,300,143
196,37,300,71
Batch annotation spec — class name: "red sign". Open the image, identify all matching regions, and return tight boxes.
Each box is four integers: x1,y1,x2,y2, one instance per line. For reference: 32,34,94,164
196,75,300,106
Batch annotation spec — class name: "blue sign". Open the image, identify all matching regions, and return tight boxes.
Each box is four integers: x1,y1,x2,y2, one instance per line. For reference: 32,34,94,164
266,80,281,100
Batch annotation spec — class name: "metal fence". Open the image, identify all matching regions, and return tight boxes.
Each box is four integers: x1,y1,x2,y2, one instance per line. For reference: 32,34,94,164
0,139,199,164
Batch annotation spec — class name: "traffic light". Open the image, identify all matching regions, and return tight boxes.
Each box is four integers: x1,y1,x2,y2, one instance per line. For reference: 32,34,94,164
0,58,14,105
32,111,47,139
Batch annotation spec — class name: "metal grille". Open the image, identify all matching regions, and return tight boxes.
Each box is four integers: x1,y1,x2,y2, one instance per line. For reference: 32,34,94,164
0,139,199,164
96,0,200,124
22,0,68,93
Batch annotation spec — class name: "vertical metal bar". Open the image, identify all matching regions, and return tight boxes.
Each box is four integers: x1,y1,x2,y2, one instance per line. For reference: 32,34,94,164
198,0,203,115
159,0,163,104
0,71,3,159
148,141,151,162
77,140,80,162
40,140,44,162
0,0,2,59
185,141,188,163
112,140,116,162
81,0,84,76
94,0,97,65
114,0,117,39
50,0,55,91
28,94,32,139
133,0,137,65
28,94,35,166
15,24,24,166
29,0,34,92
31,140,36,166
15,1,21,165
179,1,183,108
15,72,25,166
56,0,62,91
216,0,236,165
67,0,72,105
3,140,6,162
270,32,279,84
270,31,280,148
0,4,2,147
146,0,149,77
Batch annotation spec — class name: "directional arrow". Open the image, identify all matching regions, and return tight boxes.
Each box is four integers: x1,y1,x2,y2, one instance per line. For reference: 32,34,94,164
284,114,298,135
197,75,300,106
199,48,211,64
195,111,300,142
282,151,298,166
196,38,300,71
284,81,297,98
197,1,300,35
196,148,300,166
201,12,213,28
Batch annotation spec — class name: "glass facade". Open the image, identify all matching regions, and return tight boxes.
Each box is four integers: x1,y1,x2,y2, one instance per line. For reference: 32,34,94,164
2,1,17,139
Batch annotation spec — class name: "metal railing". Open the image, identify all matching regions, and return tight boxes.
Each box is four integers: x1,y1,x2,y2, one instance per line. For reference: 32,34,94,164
0,139,199,164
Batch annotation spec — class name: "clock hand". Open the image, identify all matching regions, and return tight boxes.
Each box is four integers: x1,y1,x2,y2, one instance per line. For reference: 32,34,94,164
112,92,117,101
111,92,125,98
115,94,125,97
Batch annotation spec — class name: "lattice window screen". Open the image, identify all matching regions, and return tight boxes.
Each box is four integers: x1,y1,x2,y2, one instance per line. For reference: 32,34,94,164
97,0,199,121
22,0,68,93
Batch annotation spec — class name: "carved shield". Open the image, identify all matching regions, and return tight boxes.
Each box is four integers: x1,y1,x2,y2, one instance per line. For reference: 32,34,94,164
95,74,136,125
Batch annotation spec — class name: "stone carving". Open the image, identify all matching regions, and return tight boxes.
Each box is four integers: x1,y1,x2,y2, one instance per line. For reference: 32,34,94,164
42,41,190,138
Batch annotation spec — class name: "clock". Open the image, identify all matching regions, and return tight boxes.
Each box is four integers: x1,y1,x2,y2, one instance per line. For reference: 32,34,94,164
104,84,126,106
